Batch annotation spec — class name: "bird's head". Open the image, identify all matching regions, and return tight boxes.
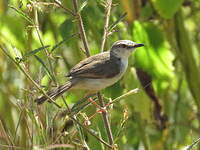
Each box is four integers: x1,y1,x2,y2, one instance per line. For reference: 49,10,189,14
110,40,144,58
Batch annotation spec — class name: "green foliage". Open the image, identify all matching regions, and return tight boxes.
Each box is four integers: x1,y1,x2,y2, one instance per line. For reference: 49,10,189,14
133,21,174,79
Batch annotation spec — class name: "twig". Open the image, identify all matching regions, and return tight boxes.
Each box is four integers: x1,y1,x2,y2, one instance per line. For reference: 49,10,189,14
97,93,114,146
72,0,90,57
108,88,139,105
100,0,112,52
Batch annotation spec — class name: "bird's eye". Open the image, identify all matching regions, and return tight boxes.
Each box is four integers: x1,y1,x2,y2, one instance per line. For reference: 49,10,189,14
121,44,126,48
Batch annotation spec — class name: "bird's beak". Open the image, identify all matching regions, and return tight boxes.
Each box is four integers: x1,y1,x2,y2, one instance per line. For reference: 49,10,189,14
128,43,144,49
133,43,144,48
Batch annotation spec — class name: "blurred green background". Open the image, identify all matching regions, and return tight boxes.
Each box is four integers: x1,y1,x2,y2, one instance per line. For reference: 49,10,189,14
0,0,200,149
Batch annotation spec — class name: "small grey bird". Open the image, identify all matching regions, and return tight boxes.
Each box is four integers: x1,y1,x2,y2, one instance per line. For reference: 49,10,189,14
35,40,144,104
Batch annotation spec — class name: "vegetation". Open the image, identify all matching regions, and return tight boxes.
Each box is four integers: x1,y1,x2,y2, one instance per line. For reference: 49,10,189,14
0,0,200,149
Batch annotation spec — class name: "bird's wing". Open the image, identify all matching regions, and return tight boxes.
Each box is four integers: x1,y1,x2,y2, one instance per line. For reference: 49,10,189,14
67,52,121,79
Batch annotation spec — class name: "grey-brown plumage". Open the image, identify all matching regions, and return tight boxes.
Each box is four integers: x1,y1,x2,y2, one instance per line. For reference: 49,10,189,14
35,40,144,104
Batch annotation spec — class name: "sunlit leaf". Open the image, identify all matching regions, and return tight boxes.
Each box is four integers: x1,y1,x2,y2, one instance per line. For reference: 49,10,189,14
132,21,174,80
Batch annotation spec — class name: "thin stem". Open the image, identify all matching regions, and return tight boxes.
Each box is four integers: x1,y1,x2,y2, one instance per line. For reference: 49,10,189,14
109,88,139,105
72,0,90,57
97,93,114,146
100,0,112,52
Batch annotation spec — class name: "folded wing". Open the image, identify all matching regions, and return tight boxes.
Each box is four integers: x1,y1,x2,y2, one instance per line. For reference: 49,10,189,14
67,52,121,79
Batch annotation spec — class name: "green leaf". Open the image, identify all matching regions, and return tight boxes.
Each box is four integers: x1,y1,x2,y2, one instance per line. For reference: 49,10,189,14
24,45,50,58
151,0,184,19
34,55,56,82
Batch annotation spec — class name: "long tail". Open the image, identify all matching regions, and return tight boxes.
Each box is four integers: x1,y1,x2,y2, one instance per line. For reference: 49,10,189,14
35,80,74,105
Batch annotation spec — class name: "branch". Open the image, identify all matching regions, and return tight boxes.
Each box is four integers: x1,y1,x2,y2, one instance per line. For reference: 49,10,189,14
97,93,114,146
100,0,112,52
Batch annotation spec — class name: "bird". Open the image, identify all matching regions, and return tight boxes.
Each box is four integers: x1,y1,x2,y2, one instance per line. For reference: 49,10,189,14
35,40,144,104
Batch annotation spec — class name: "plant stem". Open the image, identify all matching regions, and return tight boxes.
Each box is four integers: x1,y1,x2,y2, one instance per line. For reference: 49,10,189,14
109,88,139,105
100,0,112,52
72,0,90,57
97,93,114,146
